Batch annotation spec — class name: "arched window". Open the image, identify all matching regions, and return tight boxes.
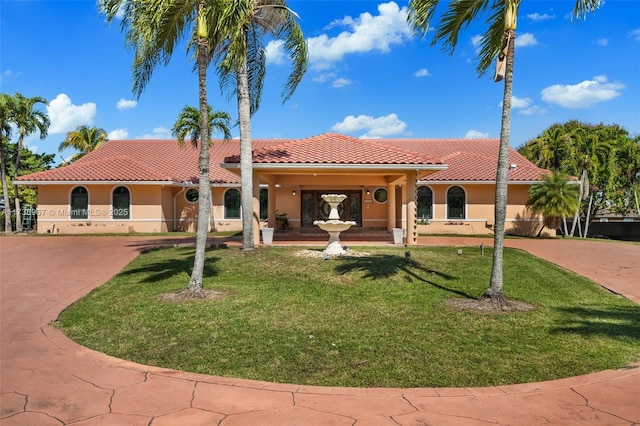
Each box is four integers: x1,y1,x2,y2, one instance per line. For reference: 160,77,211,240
112,186,130,219
447,186,465,219
70,187,88,219
224,188,241,219
259,188,268,220
417,186,433,220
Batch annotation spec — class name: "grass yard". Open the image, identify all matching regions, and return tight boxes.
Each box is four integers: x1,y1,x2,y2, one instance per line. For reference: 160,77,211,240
54,245,640,388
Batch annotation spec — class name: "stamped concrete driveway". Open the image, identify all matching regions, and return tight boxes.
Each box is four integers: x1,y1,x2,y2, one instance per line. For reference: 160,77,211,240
1,235,639,425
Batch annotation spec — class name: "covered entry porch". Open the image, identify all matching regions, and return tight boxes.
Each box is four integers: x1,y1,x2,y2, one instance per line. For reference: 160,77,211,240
252,167,442,247
221,133,446,247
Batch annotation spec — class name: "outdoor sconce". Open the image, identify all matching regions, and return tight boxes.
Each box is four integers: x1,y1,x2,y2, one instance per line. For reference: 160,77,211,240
366,189,371,195
292,190,296,196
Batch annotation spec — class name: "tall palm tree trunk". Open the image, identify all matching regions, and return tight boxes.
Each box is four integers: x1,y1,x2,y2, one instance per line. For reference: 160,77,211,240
187,32,211,294
13,135,25,232
238,54,254,251
483,29,514,308
1,145,12,233
584,193,593,238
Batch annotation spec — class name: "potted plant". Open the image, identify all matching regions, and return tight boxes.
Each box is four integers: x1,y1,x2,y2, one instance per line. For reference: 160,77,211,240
275,211,289,230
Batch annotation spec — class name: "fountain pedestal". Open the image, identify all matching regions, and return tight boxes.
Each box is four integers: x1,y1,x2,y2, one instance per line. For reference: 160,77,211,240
313,194,356,255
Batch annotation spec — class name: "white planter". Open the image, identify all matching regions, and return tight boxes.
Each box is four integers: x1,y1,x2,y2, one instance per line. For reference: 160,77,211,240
393,228,404,245
261,228,274,245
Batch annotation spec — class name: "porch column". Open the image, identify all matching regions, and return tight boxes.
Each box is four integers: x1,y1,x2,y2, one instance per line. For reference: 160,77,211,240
252,173,261,246
406,171,418,245
386,183,396,231
268,183,276,228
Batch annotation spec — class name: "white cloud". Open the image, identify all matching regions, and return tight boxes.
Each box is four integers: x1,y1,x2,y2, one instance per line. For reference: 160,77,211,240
331,113,406,137
312,72,337,83
515,33,538,47
628,28,640,41
511,96,533,109
527,13,555,22
595,37,609,46
497,96,546,115
116,98,137,110
541,75,624,108
312,72,352,88
47,93,96,134
518,106,544,116
0,69,18,83
265,40,286,64
136,127,172,139
471,34,483,54
308,1,411,67
331,78,352,88
108,128,129,140
414,68,430,77
465,130,489,139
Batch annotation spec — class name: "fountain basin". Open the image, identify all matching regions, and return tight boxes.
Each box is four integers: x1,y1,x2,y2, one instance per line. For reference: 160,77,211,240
314,220,357,233
314,194,355,255
314,219,356,255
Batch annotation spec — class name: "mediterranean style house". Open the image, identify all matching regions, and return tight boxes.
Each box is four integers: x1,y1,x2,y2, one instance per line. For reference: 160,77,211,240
15,133,550,244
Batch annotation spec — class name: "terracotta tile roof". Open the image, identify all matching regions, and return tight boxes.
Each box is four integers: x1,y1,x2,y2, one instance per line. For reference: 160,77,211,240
16,133,546,183
224,133,442,165
17,139,277,184
380,138,548,181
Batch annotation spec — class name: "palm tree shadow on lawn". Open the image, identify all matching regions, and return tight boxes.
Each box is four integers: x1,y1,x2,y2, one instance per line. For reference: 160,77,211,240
334,253,536,314
120,247,231,301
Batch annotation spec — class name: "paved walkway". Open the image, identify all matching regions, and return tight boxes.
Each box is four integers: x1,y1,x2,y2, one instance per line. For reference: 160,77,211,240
1,236,638,425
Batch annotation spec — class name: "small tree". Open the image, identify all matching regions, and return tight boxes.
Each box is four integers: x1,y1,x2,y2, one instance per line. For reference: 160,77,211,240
526,171,580,237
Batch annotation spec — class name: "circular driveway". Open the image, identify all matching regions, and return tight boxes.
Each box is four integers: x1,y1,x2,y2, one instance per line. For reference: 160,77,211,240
1,235,638,425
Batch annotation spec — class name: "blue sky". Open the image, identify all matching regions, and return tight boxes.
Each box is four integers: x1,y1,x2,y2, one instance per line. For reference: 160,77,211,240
2,1,639,163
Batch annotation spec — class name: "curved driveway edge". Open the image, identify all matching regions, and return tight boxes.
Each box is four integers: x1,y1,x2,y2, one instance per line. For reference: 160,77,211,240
1,236,638,425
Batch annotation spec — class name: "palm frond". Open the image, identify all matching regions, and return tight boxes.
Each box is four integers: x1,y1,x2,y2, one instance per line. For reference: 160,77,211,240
407,0,441,37
475,1,507,76
432,0,491,54
572,0,601,20
245,25,266,114
275,7,308,102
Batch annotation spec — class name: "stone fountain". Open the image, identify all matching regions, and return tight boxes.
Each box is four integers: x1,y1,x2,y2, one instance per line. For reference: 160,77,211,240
313,194,356,255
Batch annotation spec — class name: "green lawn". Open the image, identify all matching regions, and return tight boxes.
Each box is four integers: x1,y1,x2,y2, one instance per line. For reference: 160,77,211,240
54,245,640,388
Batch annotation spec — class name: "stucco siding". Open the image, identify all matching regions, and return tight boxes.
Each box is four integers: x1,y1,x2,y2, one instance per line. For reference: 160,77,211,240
35,184,169,234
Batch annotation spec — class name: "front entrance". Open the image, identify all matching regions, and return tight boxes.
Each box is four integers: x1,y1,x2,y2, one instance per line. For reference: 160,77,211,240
301,190,362,227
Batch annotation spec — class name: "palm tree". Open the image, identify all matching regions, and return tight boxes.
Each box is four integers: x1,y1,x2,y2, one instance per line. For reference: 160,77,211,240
533,124,573,171
214,0,308,250
9,93,50,232
0,93,16,233
173,104,232,232
614,136,640,216
408,0,600,307
173,105,232,148
100,0,225,294
526,171,580,237
58,125,108,162
565,125,612,236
